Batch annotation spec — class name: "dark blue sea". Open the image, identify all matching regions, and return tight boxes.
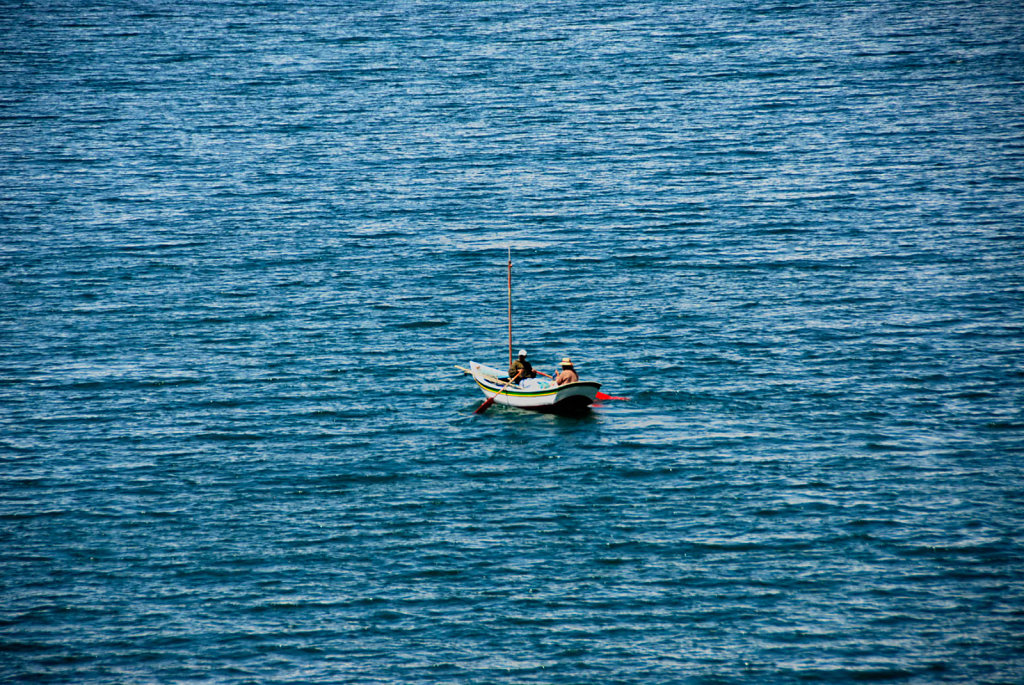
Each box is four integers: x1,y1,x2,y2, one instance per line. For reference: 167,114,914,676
3,1,1024,682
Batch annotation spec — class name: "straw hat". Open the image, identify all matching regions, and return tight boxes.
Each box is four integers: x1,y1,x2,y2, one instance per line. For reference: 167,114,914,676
560,357,573,367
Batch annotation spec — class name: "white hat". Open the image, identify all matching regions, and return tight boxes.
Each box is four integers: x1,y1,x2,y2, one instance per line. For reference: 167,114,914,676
518,349,527,357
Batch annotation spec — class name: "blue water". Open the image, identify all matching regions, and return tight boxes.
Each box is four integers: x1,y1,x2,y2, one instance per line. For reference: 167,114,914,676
3,1,1024,682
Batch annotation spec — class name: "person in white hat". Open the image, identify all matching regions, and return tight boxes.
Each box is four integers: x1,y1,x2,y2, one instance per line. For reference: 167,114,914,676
508,349,536,384
554,357,579,385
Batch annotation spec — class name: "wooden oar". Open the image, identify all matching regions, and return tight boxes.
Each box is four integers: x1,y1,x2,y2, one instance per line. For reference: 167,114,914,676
474,370,521,414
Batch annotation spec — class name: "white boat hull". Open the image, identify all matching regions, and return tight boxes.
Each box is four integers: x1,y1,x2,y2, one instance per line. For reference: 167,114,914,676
469,362,601,414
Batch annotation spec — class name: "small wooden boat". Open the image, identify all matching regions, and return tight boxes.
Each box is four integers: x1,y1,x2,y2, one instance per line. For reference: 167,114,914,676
468,361,601,414
464,249,615,415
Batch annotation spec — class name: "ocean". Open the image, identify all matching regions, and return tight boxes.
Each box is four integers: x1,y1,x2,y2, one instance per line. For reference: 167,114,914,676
2,0,1023,682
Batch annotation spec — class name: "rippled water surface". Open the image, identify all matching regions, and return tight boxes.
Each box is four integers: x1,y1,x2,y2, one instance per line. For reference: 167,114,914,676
3,0,1024,682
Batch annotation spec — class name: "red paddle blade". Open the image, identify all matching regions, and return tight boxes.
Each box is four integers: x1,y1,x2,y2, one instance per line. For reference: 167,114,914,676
595,392,628,401
473,397,495,414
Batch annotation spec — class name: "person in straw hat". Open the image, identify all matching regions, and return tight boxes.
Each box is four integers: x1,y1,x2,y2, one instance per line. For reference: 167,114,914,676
554,357,579,385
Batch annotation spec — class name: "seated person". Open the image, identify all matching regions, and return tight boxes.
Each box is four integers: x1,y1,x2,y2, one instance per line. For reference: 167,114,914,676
554,357,579,385
508,349,537,384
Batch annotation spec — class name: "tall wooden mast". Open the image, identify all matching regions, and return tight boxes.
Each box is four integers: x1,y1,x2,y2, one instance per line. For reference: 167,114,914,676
507,247,513,369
